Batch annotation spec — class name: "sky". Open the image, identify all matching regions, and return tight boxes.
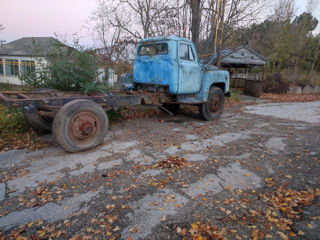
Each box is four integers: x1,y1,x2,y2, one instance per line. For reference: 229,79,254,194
0,0,319,47
0,0,97,46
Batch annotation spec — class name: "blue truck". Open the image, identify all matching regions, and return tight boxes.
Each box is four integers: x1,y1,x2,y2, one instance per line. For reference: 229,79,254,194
128,36,229,120
0,36,229,152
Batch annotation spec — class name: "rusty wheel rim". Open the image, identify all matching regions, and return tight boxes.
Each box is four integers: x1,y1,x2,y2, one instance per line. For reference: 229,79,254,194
68,112,100,143
208,94,222,113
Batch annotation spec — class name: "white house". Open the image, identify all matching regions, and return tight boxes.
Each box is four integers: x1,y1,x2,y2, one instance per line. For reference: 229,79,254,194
0,37,69,85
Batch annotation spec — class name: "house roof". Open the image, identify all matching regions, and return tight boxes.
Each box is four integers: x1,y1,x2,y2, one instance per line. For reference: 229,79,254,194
221,45,267,66
0,37,69,57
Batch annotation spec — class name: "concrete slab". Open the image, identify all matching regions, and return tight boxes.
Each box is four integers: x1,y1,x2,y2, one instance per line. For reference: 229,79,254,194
121,188,188,240
245,101,320,124
0,183,5,201
0,187,102,231
265,137,286,153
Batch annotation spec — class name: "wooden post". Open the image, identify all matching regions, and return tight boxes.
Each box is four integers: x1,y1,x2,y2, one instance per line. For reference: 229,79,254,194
213,0,221,55
217,0,226,69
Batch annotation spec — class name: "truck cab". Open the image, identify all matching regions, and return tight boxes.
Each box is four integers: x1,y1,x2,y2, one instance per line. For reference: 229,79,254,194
133,36,229,120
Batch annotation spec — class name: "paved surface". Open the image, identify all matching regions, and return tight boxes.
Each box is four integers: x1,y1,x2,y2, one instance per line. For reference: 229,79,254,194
0,101,319,239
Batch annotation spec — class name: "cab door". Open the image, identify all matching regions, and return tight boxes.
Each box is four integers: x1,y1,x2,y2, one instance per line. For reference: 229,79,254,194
177,42,202,94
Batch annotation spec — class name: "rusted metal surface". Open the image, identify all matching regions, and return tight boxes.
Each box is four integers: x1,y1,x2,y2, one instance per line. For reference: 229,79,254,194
0,91,147,124
37,110,57,118
208,94,222,113
68,111,100,144
0,91,146,111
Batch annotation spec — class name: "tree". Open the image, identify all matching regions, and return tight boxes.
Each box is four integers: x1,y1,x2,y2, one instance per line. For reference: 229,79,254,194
90,0,267,57
20,42,108,92
189,0,201,46
0,24,5,45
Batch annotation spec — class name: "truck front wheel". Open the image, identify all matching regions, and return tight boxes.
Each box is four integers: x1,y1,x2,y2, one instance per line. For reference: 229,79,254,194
53,100,108,152
199,87,224,121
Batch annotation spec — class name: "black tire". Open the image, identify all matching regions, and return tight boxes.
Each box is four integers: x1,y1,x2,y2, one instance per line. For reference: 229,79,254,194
162,103,180,113
24,113,53,132
53,100,108,152
24,88,60,132
199,87,224,121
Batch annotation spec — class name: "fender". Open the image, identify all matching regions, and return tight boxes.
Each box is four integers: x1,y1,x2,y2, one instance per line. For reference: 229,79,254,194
197,70,230,102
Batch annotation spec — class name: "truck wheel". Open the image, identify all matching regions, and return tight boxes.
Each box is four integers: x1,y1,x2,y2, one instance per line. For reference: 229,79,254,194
24,88,60,132
53,100,108,152
162,103,180,113
24,113,52,132
199,87,224,121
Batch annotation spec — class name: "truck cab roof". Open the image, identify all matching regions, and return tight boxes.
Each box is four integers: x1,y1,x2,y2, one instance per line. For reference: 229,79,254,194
139,36,192,44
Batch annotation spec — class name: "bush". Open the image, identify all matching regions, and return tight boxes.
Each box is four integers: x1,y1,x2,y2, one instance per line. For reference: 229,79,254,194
230,88,241,101
20,42,111,93
0,105,29,134
262,72,290,94
0,83,22,91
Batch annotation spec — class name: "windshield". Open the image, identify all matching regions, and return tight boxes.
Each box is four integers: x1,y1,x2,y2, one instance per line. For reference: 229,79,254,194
138,43,168,56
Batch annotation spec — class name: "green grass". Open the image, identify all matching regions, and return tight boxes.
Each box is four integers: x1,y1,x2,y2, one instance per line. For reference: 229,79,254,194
230,88,241,101
106,108,124,123
0,105,40,151
0,83,22,91
0,105,29,134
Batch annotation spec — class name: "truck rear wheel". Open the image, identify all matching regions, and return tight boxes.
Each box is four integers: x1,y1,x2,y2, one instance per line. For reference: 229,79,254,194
199,87,224,121
24,88,60,132
53,100,108,152
24,113,52,132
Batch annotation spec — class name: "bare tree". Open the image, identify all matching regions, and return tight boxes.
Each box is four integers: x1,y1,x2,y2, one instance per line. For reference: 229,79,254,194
90,0,268,60
270,0,295,22
306,0,319,14
189,0,201,46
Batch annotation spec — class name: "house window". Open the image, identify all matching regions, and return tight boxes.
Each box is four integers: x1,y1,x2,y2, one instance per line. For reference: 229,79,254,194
0,59,3,75
21,60,35,74
5,59,19,76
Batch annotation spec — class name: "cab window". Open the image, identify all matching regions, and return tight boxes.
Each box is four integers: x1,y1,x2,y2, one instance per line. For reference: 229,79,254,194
179,43,195,61
138,43,168,56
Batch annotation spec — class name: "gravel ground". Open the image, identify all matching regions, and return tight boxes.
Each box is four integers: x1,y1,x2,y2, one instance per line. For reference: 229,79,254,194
0,100,319,239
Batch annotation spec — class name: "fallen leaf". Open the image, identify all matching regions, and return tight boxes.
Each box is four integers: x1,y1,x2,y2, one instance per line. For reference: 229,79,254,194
129,226,138,234
289,232,296,237
277,231,289,240
64,219,70,228
191,223,198,229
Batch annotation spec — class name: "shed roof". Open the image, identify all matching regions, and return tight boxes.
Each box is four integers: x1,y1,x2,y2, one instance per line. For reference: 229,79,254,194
0,37,69,57
221,45,267,66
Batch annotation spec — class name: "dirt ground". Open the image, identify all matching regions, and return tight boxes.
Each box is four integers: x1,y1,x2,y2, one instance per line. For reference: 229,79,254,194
0,99,319,240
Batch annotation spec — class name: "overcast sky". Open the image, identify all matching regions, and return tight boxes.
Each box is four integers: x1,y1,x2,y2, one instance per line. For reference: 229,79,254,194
0,0,318,47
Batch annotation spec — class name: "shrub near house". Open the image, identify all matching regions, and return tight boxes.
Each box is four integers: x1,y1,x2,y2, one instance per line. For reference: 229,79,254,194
0,37,110,92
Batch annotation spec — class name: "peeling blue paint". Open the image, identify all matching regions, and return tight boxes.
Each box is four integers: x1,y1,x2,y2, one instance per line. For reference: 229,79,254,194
133,40,179,94
133,36,229,103
197,70,229,101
